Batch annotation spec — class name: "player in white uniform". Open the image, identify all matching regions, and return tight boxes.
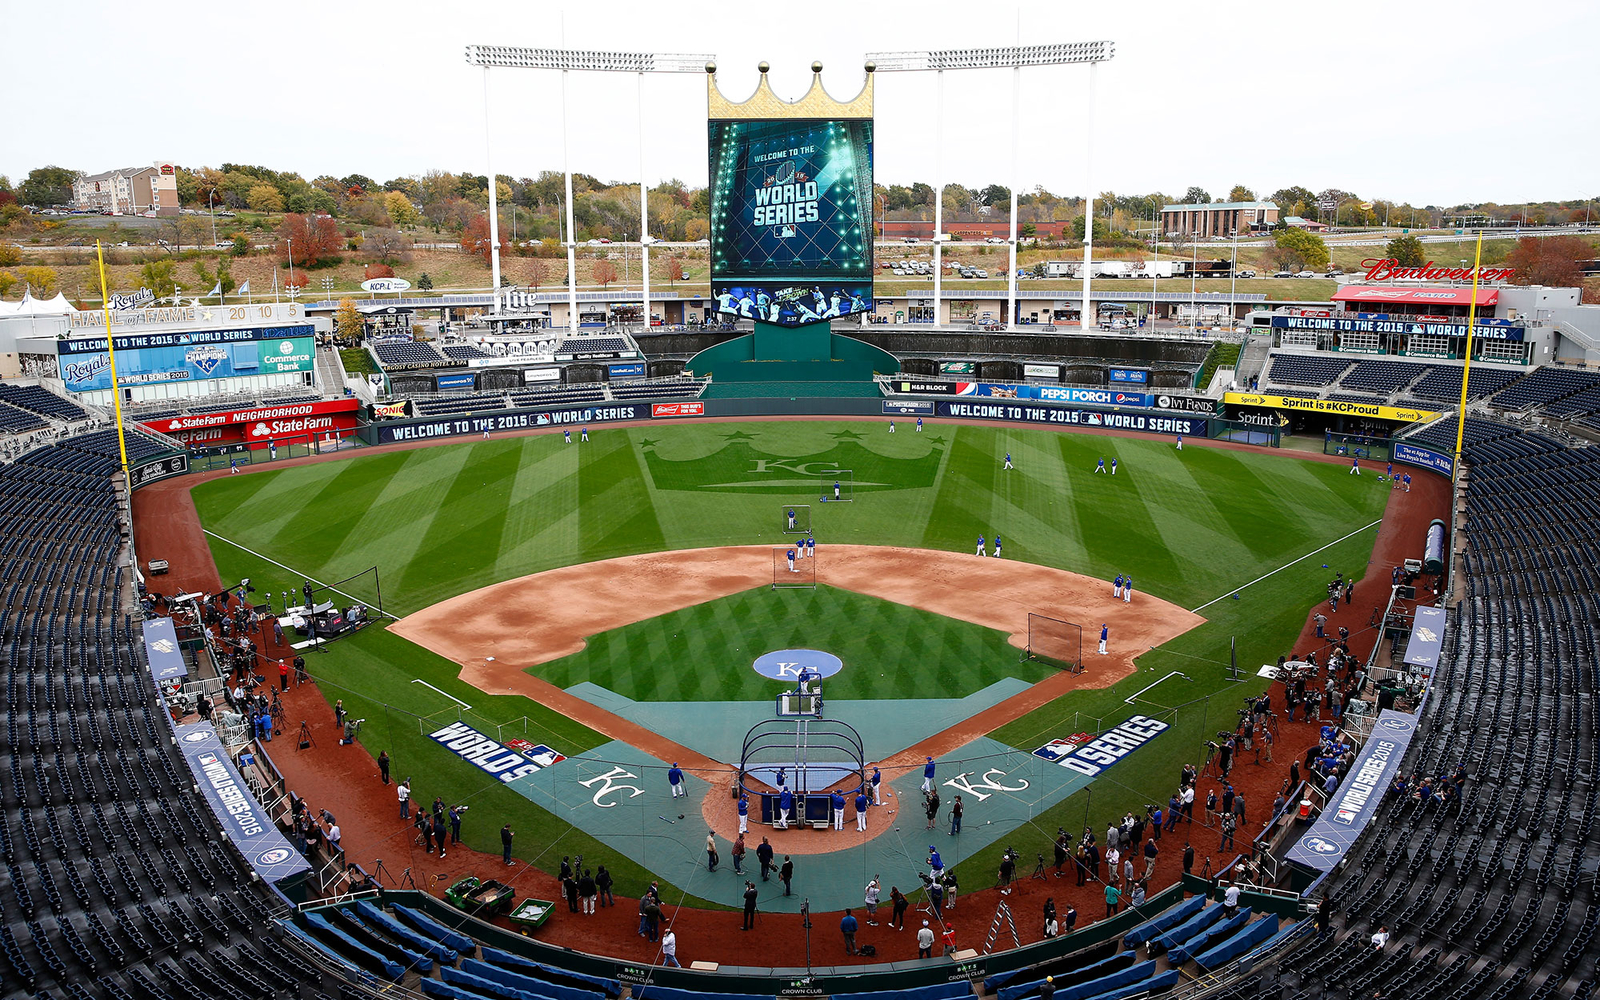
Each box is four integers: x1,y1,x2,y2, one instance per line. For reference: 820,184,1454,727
976,534,986,557
563,430,572,444
1094,458,1107,473
787,548,797,573
1175,435,1183,451
993,534,1002,558
889,420,895,434
916,417,923,432
1098,624,1109,655
1110,458,1118,475
806,538,815,560
1004,452,1013,470
1123,576,1133,603
787,509,797,531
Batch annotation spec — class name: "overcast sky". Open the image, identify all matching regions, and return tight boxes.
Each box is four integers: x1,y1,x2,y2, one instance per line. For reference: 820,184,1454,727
6,0,1596,207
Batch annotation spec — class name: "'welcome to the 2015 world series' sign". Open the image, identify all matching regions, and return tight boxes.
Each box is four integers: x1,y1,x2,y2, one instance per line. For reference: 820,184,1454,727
1271,314,1524,341
375,404,647,444
938,401,1206,437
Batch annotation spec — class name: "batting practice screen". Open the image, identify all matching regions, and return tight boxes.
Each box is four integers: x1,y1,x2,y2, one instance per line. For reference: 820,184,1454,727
1024,614,1082,672
707,117,874,327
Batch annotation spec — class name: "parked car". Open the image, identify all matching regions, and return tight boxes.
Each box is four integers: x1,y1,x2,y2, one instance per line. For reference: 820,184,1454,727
1274,270,1294,278
1294,270,1316,278
1238,269,1257,278
984,237,1007,244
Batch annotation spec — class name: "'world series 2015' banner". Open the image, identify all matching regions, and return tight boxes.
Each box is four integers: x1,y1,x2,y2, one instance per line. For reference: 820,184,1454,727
1033,715,1169,777
427,721,565,783
375,404,648,444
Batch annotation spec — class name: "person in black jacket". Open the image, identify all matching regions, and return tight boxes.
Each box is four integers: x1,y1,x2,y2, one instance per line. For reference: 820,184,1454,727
742,881,758,930
563,874,579,913
596,866,614,907
578,870,597,915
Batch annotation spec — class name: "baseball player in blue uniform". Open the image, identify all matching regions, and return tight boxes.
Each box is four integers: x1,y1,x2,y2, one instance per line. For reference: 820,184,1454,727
916,417,923,432
976,534,986,557
738,792,750,834
1349,457,1360,475
993,534,1002,558
580,426,588,442
921,756,936,793
889,420,896,434
1402,473,1411,493
1176,435,1183,451
787,548,797,573
1385,462,1393,480
1123,576,1132,603
833,480,841,500
1110,457,1118,475
928,846,945,878
855,790,869,831
1098,624,1109,655
806,537,815,560
1004,452,1013,470
668,762,685,798
787,508,796,530
1095,458,1106,473
778,786,794,829
831,790,847,830
1114,574,1124,598
871,766,882,805
564,429,572,444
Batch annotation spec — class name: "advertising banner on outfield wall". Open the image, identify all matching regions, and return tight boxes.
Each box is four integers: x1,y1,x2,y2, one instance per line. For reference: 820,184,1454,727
1152,393,1221,415
1224,392,1438,423
651,401,705,418
1392,442,1453,476
938,400,1206,436
375,404,648,444
128,452,190,489
1108,368,1149,385
1285,711,1418,873
883,400,935,415
1034,385,1151,407
1024,363,1061,380
608,363,647,380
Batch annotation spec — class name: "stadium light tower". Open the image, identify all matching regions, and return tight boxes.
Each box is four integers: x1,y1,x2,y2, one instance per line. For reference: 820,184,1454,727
866,43,1114,333
465,46,713,333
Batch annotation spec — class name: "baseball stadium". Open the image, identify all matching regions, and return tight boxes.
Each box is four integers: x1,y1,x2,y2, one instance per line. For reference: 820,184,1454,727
2,38,1600,1000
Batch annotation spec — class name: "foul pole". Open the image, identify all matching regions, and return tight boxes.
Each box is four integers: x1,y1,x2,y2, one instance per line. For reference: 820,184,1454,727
1453,231,1484,469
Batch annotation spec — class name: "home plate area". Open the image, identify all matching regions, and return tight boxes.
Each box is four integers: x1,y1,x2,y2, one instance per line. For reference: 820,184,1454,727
505,736,1106,912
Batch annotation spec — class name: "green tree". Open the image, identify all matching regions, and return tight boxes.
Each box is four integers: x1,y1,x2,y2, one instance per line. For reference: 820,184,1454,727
1182,186,1210,205
1020,222,1037,239
19,166,78,208
1071,215,1110,242
1384,234,1426,268
230,234,250,256
247,183,286,212
1227,185,1256,202
417,273,433,290
1275,227,1330,269
138,259,175,301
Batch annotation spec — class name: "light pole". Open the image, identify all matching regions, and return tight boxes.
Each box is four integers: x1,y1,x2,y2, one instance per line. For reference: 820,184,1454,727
866,41,1117,333
286,237,295,301
465,46,712,335
1228,228,1238,332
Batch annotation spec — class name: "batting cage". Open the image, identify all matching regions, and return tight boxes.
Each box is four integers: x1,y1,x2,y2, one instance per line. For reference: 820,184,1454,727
772,545,817,590
780,503,812,535
1021,613,1082,672
819,469,853,503
739,717,865,806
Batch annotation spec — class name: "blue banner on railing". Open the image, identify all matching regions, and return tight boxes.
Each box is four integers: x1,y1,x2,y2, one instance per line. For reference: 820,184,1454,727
435,372,477,391
1403,605,1447,670
375,404,649,444
608,362,646,380
1108,368,1149,385
1284,710,1418,872
883,399,935,415
174,722,311,883
143,617,187,682
1392,442,1453,476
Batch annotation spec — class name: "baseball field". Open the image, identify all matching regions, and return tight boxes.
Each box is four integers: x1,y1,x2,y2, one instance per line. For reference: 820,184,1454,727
187,418,1391,909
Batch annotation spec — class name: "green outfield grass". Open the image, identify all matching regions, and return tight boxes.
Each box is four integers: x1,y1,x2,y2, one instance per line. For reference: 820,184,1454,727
535,584,1054,702
193,420,1392,903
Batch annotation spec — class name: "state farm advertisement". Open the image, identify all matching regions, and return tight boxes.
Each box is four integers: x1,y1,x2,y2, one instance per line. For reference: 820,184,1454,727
652,401,705,418
141,398,361,445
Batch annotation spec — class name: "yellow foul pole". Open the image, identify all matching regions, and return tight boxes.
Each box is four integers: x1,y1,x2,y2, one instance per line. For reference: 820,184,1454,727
1452,231,1484,470
95,242,132,485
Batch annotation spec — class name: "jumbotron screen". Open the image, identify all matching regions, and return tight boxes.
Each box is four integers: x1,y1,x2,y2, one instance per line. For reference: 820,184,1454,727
707,118,874,327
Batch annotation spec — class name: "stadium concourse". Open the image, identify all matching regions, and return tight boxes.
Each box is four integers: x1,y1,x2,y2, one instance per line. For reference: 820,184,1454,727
127,413,1449,973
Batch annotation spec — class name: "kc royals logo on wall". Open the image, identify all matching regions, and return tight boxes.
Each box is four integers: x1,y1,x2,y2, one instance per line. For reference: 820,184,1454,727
186,344,229,376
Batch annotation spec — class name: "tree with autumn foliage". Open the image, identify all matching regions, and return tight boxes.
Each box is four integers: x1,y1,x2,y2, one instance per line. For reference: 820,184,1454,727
526,258,549,290
364,263,395,280
592,260,619,288
278,213,343,267
462,213,510,267
1505,235,1592,289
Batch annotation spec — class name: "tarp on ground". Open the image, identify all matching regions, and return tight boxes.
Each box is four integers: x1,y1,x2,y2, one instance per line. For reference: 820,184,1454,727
1122,893,1205,946
1053,959,1160,1000
390,901,476,953
1168,909,1253,965
998,952,1138,1000
1193,914,1281,970
1150,902,1226,952
303,912,405,979
352,901,459,965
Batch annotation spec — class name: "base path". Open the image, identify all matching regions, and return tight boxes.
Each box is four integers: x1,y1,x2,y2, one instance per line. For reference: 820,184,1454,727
393,544,1203,806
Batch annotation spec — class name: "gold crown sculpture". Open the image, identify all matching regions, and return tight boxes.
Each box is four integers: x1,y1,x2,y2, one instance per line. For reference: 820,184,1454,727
707,60,874,120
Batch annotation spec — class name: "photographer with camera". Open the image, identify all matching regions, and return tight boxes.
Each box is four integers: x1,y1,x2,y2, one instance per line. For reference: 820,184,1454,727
340,717,365,746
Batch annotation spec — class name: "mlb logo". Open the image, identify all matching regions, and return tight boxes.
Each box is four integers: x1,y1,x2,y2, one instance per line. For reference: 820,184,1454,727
1033,739,1072,762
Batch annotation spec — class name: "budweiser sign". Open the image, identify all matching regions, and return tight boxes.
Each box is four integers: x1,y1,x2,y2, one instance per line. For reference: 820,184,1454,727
1361,258,1515,283
652,401,705,418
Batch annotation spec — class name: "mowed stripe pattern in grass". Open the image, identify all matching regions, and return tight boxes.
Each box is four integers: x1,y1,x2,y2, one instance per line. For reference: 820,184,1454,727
537,585,1052,702
193,422,1388,617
